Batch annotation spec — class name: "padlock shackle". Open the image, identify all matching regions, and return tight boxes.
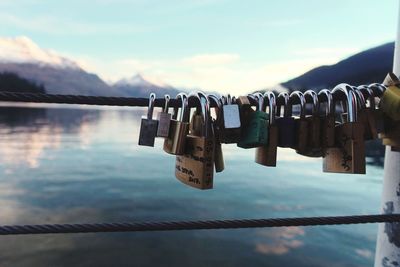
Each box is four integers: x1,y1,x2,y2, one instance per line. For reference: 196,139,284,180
207,94,221,110
332,83,358,122
277,92,291,118
289,91,306,118
250,93,264,111
163,94,170,113
263,92,276,124
353,86,367,109
174,93,188,122
188,92,211,138
198,92,211,138
227,94,232,105
207,94,221,121
304,90,319,116
359,86,376,109
368,83,386,98
147,93,156,120
318,89,334,117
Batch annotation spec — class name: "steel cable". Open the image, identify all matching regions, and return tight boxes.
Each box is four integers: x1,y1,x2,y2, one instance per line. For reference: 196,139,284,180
0,83,386,108
0,214,398,235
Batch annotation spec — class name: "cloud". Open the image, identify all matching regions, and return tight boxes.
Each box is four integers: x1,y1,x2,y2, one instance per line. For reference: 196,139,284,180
1,36,358,95
182,53,240,66
74,49,349,95
0,13,150,35
291,47,360,60
355,248,373,259
255,227,305,255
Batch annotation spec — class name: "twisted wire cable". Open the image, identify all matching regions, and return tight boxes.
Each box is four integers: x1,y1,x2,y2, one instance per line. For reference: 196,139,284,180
0,214,398,236
0,83,386,108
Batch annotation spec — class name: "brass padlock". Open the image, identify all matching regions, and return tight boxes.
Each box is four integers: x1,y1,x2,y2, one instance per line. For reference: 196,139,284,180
175,92,215,190
323,84,366,174
163,93,189,155
380,76,400,121
300,90,322,157
208,94,224,173
255,92,278,167
318,89,335,154
289,91,308,154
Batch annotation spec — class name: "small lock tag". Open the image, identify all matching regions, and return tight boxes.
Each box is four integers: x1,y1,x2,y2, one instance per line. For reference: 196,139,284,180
218,95,242,143
157,94,172,138
138,93,159,146
223,95,241,128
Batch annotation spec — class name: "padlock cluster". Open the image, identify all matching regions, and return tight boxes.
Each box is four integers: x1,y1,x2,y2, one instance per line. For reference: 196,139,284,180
138,72,400,190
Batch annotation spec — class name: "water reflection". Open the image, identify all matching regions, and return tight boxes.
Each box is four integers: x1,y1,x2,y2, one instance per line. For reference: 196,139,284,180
255,227,305,255
0,104,384,267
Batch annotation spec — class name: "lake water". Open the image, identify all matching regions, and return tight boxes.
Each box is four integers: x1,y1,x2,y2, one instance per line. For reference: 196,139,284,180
0,104,384,267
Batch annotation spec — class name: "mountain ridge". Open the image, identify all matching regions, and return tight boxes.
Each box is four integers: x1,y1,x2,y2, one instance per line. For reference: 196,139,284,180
0,36,180,97
281,42,394,91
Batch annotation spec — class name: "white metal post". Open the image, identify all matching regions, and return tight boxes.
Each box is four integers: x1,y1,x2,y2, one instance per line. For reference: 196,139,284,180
374,3,400,266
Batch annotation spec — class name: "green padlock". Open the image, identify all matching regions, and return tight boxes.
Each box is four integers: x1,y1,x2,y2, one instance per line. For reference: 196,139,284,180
237,93,269,149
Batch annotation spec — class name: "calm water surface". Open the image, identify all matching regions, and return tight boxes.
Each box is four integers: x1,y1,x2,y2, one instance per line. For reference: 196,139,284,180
0,104,384,267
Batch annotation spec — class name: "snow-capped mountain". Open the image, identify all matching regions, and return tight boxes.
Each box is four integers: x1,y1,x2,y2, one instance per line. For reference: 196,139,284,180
0,36,80,69
115,74,155,87
113,73,180,97
0,36,179,97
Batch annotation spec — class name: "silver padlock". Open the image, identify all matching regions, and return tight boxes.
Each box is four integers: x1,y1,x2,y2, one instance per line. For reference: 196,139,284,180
223,94,241,128
138,93,158,146
157,94,172,138
219,94,241,143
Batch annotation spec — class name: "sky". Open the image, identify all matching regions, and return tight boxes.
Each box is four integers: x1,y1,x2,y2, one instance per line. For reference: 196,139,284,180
0,0,398,95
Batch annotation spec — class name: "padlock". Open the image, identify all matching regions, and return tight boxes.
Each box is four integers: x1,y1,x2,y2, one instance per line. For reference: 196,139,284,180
300,90,322,157
163,93,189,155
255,92,278,167
276,92,296,147
351,86,374,140
208,94,224,172
380,115,400,151
138,93,159,146
175,92,215,190
357,85,380,140
219,94,242,143
318,89,335,154
156,94,172,138
237,93,269,148
378,74,400,149
289,91,308,154
368,83,386,134
323,84,366,174
236,95,253,128
190,108,204,136
380,73,400,121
